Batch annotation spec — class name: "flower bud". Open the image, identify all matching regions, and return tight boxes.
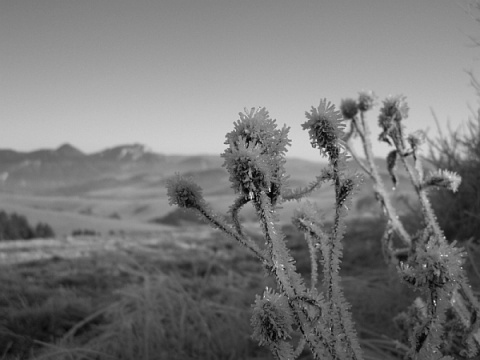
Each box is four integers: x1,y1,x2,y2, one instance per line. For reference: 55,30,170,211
340,98,358,120
251,288,293,346
400,236,465,289
379,95,409,123
302,99,346,161
423,169,461,193
407,130,426,150
166,173,205,209
357,90,376,111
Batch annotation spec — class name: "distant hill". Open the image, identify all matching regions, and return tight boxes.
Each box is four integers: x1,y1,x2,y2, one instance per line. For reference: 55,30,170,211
0,143,422,235
0,144,222,195
0,142,419,197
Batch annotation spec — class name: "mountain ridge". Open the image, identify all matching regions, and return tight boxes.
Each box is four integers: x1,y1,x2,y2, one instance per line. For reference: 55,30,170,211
0,142,413,197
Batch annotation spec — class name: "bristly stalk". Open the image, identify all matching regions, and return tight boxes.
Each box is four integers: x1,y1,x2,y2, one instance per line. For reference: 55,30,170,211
166,95,479,360
302,99,364,359
342,91,480,357
341,93,412,253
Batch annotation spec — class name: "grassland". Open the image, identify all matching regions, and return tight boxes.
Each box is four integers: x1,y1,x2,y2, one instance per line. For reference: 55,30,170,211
1,214,478,360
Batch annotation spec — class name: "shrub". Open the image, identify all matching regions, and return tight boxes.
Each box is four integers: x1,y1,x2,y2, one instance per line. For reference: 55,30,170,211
71,229,98,237
0,210,55,240
167,97,480,359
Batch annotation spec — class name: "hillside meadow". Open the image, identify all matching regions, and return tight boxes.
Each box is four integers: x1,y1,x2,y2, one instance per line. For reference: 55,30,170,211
2,151,472,359
1,213,479,359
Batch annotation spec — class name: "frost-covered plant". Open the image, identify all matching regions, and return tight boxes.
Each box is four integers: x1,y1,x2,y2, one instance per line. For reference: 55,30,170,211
167,104,363,359
341,91,480,359
166,95,480,360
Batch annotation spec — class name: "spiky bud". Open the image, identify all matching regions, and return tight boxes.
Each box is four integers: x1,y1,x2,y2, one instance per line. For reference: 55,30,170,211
400,236,465,289
222,107,290,204
378,95,409,124
423,169,461,193
302,99,346,161
166,173,205,209
340,98,358,120
407,130,426,150
357,90,376,111
251,288,293,346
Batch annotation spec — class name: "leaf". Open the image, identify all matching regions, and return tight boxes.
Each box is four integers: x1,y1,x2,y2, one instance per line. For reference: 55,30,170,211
386,150,398,188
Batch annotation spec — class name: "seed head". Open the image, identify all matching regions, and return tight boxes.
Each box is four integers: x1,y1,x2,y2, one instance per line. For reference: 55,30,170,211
340,98,358,120
357,90,376,111
166,173,204,209
302,99,346,161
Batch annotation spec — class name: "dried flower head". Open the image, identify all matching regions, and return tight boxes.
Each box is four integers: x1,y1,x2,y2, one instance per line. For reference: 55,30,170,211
222,108,290,203
400,236,465,289
302,99,346,161
166,173,205,209
407,130,426,150
377,95,409,146
222,139,272,200
340,98,358,120
251,288,293,346
357,90,376,111
378,95,409,124
423,169,461,193
224,107,290,157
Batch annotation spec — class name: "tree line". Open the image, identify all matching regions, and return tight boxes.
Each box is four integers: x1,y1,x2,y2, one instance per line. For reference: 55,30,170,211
0,210,55,240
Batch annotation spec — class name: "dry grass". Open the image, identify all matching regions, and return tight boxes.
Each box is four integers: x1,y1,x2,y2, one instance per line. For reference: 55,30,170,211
1,217,479,360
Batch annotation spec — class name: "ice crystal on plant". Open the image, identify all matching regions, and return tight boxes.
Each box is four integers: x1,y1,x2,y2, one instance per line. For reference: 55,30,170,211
424,169,462,193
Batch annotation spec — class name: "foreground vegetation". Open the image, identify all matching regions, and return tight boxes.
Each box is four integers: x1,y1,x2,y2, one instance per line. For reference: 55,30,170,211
4,214,476,360
0,210,55,241
166,93,480,359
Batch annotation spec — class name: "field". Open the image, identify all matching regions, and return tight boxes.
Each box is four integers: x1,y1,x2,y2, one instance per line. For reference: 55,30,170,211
1,152,478,359
1,213,479,360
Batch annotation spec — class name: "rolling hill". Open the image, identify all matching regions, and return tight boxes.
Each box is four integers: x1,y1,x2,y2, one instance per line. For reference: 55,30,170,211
0,143,417,236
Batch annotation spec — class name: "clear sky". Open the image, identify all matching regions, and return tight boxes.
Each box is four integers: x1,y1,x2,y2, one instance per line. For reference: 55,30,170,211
1,0,479,161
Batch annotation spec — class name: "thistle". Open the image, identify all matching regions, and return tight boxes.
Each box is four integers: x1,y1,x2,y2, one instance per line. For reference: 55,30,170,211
166,92,479,360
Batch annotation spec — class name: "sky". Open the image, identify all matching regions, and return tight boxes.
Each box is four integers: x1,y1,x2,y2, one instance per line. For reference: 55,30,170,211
1,0,479,161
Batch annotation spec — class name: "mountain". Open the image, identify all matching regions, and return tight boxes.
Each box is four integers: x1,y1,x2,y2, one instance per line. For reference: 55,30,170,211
0,142,417,196
0,144,228,195
55,143,85,158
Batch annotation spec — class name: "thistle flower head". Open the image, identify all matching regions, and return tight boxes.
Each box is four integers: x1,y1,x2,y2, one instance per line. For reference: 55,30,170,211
357,90,376,111
166,173,205,209
302,99,346,161
251,288,293,346
400,235,465,289
407,130,426,150
423,169,462,193
378,95,409,125
222,108,290,203
222,139,272,200
340,98,358,120
224,107,290,157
